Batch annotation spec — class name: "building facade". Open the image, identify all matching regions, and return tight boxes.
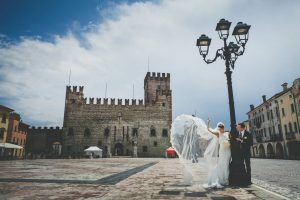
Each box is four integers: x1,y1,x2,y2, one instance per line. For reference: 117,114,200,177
26,126,63,158
247,78,300,159
6,113,29,159
62,72,172,158
0,105,14,158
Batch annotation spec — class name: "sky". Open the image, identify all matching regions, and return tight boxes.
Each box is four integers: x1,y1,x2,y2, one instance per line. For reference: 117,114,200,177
0,0,299,128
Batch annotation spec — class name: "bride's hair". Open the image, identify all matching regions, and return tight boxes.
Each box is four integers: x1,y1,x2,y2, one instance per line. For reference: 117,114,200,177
217,122,225,129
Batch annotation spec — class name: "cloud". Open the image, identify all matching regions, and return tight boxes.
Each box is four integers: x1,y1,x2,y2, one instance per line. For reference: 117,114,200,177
0,0,299,128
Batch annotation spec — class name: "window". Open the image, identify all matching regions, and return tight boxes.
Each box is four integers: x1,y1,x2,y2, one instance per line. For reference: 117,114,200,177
154,141,158,147
267,112,270,120
98,140,102,147
268,127,271,136
162,129,168,137
68,127,74,136
150,128,156,137
291,104,295,113
122,127,125,141
104,128,110,137
0,128,5,139
284,125,288,134
294,122,298,133
278,125,282,135
67,145,72,152
84,128,91,137
282,108,285,117
1,114,6,123
162,103,165,107
262,114,265,122
142,146,148,152
114,126,116,141
276,107,279,117
271,112,273,119
132,128,138,137
288,123,293,133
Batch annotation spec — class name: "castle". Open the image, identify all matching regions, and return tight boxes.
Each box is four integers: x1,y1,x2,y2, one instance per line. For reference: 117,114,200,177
62,72,172,157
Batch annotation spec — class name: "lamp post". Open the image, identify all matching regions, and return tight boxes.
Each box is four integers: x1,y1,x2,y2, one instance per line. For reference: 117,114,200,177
196,19,251,134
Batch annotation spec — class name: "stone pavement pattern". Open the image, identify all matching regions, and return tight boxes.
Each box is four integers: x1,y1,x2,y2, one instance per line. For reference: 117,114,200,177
251,159,300,199
0,158,291,200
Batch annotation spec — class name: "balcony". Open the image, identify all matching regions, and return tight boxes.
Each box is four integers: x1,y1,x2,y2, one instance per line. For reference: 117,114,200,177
286,132,296,140
256,136,263,143
270,134,283,142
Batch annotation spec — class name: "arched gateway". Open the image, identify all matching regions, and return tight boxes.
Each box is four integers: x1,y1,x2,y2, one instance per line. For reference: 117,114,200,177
114,143,124,156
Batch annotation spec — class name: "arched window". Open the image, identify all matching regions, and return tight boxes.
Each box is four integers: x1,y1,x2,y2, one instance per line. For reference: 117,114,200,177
0,128,5,139
84,128,91,137
1,114,6,123
288,122,293,133
132,128,138,137
150,128,156,137
68,127,74,136
104,128,110,137
162,129,168,137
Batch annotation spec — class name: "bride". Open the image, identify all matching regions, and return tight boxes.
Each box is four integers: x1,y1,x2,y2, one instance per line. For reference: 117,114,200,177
204,118,231,188
170,115,231,189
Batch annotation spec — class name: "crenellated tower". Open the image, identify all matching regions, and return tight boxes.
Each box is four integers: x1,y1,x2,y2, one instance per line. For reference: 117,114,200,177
144,72,172,108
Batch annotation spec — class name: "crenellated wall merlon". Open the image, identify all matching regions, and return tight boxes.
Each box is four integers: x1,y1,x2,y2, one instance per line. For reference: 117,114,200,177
66,85,84,93
30,126,62,131
83,98,144,106
146,72,170,80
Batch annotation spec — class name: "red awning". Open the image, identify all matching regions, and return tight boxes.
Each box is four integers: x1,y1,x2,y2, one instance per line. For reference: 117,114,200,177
165,147,175,152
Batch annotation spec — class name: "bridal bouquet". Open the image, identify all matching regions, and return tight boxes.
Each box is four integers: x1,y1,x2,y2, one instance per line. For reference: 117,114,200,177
223,140,230,149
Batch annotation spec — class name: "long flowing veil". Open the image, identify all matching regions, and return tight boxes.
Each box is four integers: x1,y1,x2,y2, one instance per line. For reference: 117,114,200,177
170,114,219,184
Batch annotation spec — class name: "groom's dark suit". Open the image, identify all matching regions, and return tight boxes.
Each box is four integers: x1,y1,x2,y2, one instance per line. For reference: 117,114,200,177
239,130,253,184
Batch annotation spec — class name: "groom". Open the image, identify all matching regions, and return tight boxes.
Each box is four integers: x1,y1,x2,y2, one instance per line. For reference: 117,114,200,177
236,122,253,185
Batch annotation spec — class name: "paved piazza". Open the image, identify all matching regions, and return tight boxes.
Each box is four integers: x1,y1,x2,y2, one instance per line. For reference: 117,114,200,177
0,158,298,200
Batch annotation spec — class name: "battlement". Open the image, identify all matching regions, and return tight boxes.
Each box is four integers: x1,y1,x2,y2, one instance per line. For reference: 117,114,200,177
83,98,144,106
66,86,84,93
145,72,170,80
30,126,62,131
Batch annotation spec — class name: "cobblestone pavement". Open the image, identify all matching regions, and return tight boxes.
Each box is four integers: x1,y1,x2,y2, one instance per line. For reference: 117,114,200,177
0,158,292,200
251,158,300,199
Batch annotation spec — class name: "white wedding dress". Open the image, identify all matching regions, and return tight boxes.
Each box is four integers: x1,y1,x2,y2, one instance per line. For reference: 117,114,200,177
170,114,231,188
205,131,231,188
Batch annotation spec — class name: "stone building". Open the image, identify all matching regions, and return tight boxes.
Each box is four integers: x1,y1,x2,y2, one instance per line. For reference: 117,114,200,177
62,72,172,158
6,113,29,159
26,126,63,158
247,78,300,159
0,105,14,158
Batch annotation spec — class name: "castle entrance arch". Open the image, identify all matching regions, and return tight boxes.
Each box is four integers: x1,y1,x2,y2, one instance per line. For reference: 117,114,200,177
114,143,124,156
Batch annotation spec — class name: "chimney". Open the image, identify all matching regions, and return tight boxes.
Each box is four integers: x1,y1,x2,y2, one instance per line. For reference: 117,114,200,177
281,82,288,91
250,104,255,111
262,95,267,102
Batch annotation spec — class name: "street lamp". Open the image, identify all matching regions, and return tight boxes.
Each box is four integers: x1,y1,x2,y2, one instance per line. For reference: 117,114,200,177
196,18,251,134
